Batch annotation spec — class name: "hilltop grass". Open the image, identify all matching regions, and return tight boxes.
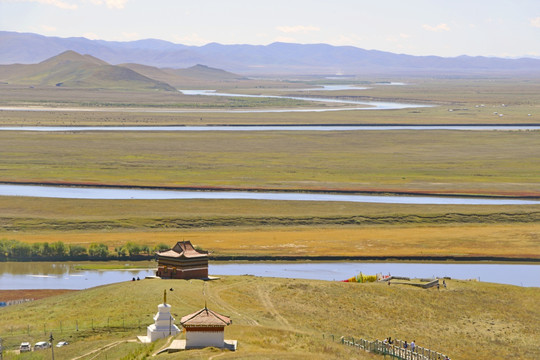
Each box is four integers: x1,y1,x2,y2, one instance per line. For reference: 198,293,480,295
1,130,539,195
0,276,539,359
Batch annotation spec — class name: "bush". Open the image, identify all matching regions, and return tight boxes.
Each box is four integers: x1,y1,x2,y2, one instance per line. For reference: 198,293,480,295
89,243,109,258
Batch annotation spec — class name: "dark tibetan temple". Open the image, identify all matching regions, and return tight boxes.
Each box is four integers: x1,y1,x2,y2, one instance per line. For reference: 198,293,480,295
156,241,209,279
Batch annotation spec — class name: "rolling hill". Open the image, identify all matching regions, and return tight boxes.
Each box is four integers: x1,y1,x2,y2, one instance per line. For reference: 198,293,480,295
2,31,540,76
0,50,178,91
118,63,243,88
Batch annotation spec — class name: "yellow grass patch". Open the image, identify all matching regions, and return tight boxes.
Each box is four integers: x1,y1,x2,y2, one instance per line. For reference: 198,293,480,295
5,223,539,258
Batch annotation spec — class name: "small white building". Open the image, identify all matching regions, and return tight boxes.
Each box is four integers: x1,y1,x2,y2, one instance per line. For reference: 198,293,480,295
180,305,235,349
138,291,181,343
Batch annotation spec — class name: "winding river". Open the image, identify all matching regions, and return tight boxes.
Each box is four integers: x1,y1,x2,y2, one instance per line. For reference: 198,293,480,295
0,262,538,289
0,125,539,132
0,184,538,205
179,89,433,111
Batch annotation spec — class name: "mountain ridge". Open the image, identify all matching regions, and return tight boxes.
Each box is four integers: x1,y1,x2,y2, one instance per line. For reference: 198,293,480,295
1,31,540,75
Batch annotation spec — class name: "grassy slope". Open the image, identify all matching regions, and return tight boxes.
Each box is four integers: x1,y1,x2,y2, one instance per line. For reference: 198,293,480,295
0,277,539,359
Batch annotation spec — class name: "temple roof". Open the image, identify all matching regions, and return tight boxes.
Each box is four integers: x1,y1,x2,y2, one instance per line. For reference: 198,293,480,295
180,306,231,327
157,241,208,259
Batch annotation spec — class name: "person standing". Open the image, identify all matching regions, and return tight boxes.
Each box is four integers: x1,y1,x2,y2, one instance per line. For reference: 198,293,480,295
411,340,415,352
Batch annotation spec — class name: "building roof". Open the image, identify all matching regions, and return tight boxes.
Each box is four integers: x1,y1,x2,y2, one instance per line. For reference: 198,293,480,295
180,306,232,327
157,241,208,259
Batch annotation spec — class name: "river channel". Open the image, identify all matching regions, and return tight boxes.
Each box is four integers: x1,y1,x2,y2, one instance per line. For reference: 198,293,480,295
1,125,539,132
0,184,538,205
0,262,538,289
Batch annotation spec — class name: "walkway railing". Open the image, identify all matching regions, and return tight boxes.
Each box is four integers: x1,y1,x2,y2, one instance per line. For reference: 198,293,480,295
339,336,449,360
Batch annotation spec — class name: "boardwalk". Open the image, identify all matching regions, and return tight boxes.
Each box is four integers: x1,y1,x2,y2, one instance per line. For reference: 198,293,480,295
341,337,449,360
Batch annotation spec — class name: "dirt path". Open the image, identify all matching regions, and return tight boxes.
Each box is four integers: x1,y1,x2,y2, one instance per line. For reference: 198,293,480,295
256,284,292,330
71,340,127,360
206,280,260,326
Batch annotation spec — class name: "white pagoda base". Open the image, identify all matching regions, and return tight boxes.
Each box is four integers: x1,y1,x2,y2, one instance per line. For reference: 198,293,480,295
138,303,180,343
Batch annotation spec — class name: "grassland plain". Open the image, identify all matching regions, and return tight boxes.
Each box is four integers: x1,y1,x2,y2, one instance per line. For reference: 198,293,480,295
1,198,540,258
0,77,539,125
0,77,538,260
1,277,539,359
1,130,539,195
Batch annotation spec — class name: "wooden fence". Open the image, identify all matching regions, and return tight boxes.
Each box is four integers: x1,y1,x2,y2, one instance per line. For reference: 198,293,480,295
340,336,449,360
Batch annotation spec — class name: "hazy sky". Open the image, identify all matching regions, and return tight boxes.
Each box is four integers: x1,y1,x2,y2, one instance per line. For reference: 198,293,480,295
1,0,539,57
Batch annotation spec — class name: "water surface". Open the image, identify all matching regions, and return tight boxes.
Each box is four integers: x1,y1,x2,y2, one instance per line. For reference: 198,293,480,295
1,125,539,132
0,262,538,289
179,89,432,111
0,184,538,205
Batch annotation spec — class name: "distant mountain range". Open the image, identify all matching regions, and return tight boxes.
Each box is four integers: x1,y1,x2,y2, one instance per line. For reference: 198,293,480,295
1,31,540,76
0,50,241,91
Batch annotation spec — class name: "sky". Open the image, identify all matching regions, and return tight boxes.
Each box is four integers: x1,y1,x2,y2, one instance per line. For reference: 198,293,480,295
1,0,539,58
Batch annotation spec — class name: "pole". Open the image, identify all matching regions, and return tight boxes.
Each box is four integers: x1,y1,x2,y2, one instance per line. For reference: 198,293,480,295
49,332,55,360
0,337,3,360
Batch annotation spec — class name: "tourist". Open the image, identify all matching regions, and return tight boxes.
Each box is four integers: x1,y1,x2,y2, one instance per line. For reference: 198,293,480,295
403,340,408,349
411,340,415,352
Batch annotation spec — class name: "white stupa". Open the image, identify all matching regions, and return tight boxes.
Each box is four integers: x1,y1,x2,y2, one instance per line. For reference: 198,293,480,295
138,290,181,343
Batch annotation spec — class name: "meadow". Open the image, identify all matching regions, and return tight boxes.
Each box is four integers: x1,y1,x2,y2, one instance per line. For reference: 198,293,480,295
0,276,539,359
0,76,538,260
1,197,539,259
0,130,538,196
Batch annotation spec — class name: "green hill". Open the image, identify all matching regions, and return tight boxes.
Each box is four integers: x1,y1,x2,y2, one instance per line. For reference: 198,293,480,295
0,276,538,359
0,50,177,91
